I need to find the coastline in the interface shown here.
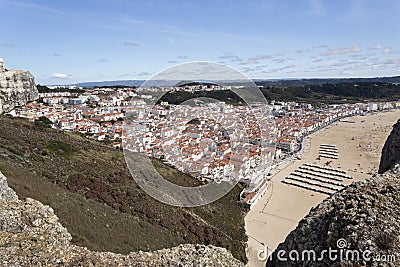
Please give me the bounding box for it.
[245,109,400,267]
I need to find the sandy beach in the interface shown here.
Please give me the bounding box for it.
[245,110,400,267]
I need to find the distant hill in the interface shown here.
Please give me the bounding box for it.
[72,80,145,88]
[254,76,400,87]
[160,81,400,106]
[64,76,400,88]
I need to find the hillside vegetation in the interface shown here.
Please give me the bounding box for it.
[0,115,248,262]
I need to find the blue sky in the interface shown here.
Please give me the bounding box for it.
[1,0,400,84]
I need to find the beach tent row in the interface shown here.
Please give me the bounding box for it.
[303,163,346,174]
[319,144,339,159]
[282,180,333,195]
[290,172,343,186]
[300,165,352,179]
[319,153,338,159]
[282,163,352,195]
[319,147,337,151]
[294,169,344,182]
[286,176,343,191]
[319,149,338,154]
[320,146,338,151]
[287,169,345,191]
[319,148,338,153]
[299,166,343,179]
[320,144,337,148]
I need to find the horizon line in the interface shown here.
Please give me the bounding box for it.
[41,74,400,86]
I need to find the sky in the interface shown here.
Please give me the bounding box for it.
[0,0,400,85]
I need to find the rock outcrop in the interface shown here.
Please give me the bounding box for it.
[0,58,38,114]
[0,171,243,266]
[379,119,400,174]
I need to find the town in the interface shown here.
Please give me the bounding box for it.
[9,85,400,207]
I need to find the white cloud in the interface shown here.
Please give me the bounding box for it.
[370,44,394,54]
[260,64,296,74]
[313,44,328,49]
[219,53,244,63]
[247,54,272,64]
[321,44,362,56]
[274,52,286,57]
[272,57,286,64]
[135,71,152,77]
[51,73,70,78]
[123,41,139,47]
[227,52,292,67]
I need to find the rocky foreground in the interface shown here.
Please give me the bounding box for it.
[0,171,243,267]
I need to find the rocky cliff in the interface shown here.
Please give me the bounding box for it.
[266,125,400,266]
[0,171,243,266]
[0,58,38,114]
[379,119,400,174]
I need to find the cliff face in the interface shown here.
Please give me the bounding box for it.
[379,119,400,174]
[0,59,38,114]
[0,171,243,266]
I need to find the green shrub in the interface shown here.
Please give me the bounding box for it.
[35,116,52,129]
[45,140,74,156]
